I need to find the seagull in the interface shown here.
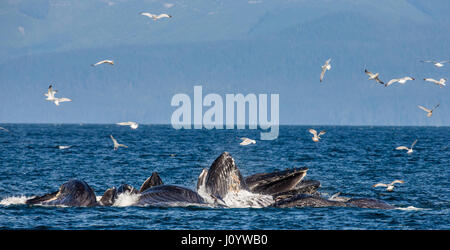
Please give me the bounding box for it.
[309,129,326,142]
[139,12,172,20]
[364,69,384,85]
[45,85,57,100]
[329,192,351,202]
[396,139,418,154]
[372,180,404,192]
[44,85,71,106]
[92,60,114,67]
[110,135,128,150]
[320,58,331,82]
[116,121,139,130]
[418,104,440,117]
[58,145,71,150]
[385,76,415,87]
[424,78,446,88]
[238,137,256,146]
[420,60,450,68]
[0,127,9,132]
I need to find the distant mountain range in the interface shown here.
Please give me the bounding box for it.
[0,0,449,125]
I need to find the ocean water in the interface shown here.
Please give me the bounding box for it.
[0,124,448,230]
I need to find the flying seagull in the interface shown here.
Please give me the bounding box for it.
[385,76,415,87]
[0,127,9,132]
[372,180,404,192]
[418,104,440,117]
[364,69,384,85]
[116,121,139,130]
[396,139,418,154]
[45,85,57,101]
[420,60,450,68]
[238,137,256,146]
[424,78,446,88]
[140,12,172,20]
[44,85,71,106]
[320,58,331,82]
[110,135,128,150]
[92,60,114,67]
[309,129,326,142]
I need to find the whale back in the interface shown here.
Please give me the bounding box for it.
[204,152,248,199]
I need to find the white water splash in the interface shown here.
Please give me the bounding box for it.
[197,181,273,208]
[395,206,429,211]
[0,196,31,206]
[112,193,140,207]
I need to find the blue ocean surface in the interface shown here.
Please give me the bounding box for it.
[0,124,448,230]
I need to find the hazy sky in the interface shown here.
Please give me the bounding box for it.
[0,0,449,125]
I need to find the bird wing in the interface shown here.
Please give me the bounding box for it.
[140,12,153,18]
[396,146,409,151]
[308,129,318,137]
[110,135,118,145]
[375,76,384,85]
[418,105,431,113]
[320,67,326,82]
[117,122,133,126]
[0,127,9,132]
[318,130,326,136]
[157,14,171,19]
[391,180,404,185]
[372,183,388,187]
[57,98,71,103]
[385,79,398,87]
[411,139,418,148]
[424,78,438,84]
[325,58,331,65]
[420,60,435,63]
[364,69,374,77]
[432,103,440,111]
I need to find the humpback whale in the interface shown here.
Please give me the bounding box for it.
[26,179,97,207]
[24,152,395,209]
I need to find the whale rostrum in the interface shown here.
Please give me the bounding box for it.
[25,152,395,209]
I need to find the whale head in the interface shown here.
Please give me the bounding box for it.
[202,152,248,199]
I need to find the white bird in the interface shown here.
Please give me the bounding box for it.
[309,129,326,142]
[320,58,331,82]
[58,145,71,150]
[45,85,57,100]
[424,78,446,87]
[420,60,450,68]
[0,127,9,132]
[44,85,71,106]
[140,12,172,20]
[110,135,128,150]
[418,104,440,117]
[364,69,384,85]
[116,121,139,130]
[329,192,351,202]
[396,139,418,154]
[92,60,114,67]
[385,76,415,87]
[239,137,256,146]
[372,180,404,191]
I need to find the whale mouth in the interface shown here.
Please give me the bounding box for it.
[244,167,309,195]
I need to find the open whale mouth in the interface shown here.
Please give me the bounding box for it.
[244,167,309,195]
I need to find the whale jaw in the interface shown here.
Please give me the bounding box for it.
[244,167,309,195]
[26,179,97,207]
[203,152,248,199]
